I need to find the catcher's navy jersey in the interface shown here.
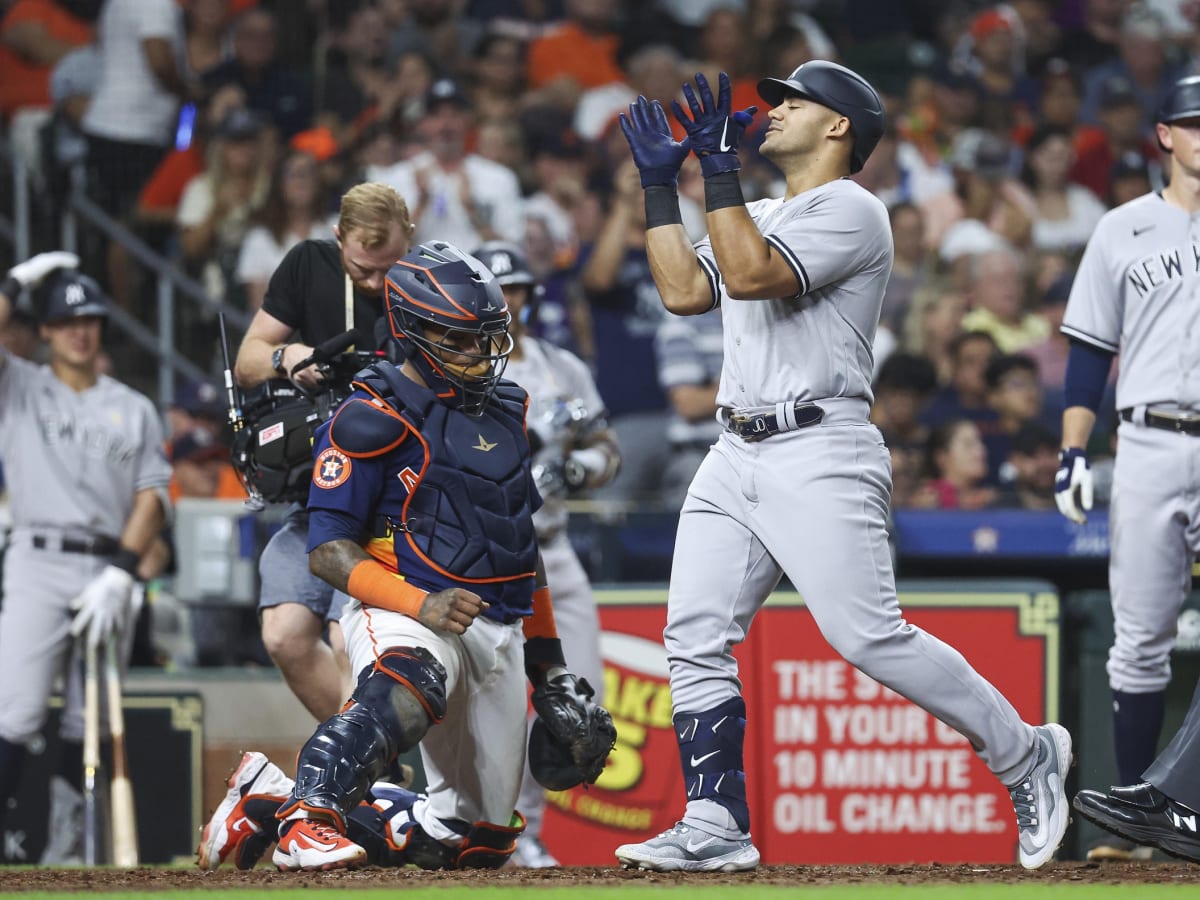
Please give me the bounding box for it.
[306,368,541,620]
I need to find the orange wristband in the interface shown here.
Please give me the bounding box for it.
[347,558,427,617]
[522,585,559,640]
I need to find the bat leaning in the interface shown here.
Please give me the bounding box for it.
[80,633,139,867]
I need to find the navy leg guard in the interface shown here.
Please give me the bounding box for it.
[674,696,750,833]
[279,648,447,830]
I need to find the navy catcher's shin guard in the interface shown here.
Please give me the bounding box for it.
[674,696,750,833]
[278,648,447,830]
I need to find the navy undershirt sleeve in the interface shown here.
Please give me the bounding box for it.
[1063,338,1115,412]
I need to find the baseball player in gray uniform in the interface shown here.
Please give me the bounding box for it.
[1056,74,1200,861]
[0,252,171,862]
[473,241,621,867]
[615,61,1071,871]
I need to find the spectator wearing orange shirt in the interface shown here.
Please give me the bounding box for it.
[526,0,624,111]
[0,0,93,120]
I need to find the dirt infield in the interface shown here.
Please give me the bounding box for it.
[2,862,1197,892]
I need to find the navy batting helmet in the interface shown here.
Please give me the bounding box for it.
[1158,75,1200,124]
[385,241,513,415]
[757,60,885,173]
[38,271,109,324]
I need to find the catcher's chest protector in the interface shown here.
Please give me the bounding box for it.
[350,366,539,613]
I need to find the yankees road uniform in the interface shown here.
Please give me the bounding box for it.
[505,337,606,843]
[1060,193,1200,767]
[0,349,170,747]
[644,178,1050,852]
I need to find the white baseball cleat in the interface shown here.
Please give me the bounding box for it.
[510,833,559,868]
[197,750,293,870]
[616,821,760,872]
[272,818,367,871]
[1009,723,1073,870]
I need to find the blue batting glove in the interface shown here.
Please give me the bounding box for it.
[618,96,691,188]
[671,71,757,178]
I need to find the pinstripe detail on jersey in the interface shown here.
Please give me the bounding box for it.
[696,254,723,310]
[1061,324,1120,353]
[764,233,810,295]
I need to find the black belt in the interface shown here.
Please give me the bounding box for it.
[727,401,824,442]
[1119,407,1200,436]
[31,533,121,555]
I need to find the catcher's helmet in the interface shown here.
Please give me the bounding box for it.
[385,241,513,416]
[38,271,109,324]
[471,241,545,325]
[757,60,885,173]
[1158,75,1200,124]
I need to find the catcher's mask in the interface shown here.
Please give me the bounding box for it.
[385,241,513,416]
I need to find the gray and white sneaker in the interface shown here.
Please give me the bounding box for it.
[510,834,559,868]
[1009,723,1073,869]
[616,821,759,872]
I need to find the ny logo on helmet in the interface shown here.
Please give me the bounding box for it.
[65,283,86,306]
[489,252,515,276]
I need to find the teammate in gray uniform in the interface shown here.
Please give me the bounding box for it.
[473,241,621,867]
[0,252,171,862]
[615,61,1072,872]
[1055,74,1200,862]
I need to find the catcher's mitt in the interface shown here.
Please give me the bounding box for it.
[529,673,616,790]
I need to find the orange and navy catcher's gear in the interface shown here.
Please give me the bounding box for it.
[306,360,541,622]
[384,242,514,417]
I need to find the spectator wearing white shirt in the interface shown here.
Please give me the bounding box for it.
[82,0,190,218]
[1014,124,1107,255]
[236,150,333,311]
[373,78,523,249]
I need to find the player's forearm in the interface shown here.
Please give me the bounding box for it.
[119,489,167,558]
[309,539,371,592]
[1061,406,1097,450]
[234,335,280,386]
[705,206,776,299]
[645,225,713,314]
[0,285,12,330]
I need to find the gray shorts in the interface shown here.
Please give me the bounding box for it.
[258,506,346,623]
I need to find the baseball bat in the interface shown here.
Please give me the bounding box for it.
[82,638,100,866]
[105,634,139,867]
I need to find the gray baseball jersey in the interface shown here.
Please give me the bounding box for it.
[663,177,1039,844]
[1062,193,1200,410]
[693,179,891,409]
[1060,192,1200,697]
[0,353,170,534]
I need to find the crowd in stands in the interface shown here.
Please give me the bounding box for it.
[3,0,1196,518]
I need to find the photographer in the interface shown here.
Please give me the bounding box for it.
[233,182,414,721]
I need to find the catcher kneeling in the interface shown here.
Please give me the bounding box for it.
[198,242,615,873]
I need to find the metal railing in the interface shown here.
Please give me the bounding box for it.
[1,135,253,409]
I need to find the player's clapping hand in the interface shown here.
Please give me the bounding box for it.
[618,95,691,188]
[671,71,757,178]
[419,587,486,635]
